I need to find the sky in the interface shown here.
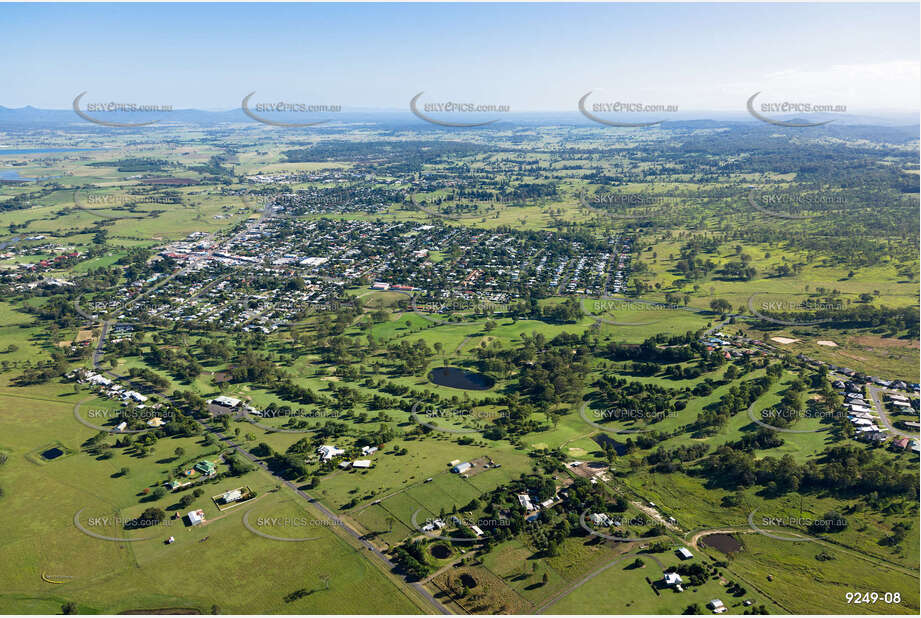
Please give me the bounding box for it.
[2,2,919,113]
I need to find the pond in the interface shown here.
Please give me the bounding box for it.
[699,532,743,554]
[41,447,64,460]
[427,366,494,391]
[430,544,452,559]
[0,148,99,155]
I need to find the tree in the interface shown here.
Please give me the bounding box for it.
[174,447,185,459]
[62,602,78,615]
[710,298,732,314]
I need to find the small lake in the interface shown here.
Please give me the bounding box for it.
[428,366,494,391]
[0,148,98,155]
[0,170,62,182]
[41,447,64,460]
[699,532,743,554]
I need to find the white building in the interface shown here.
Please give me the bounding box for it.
[222,489,243,503]
[317,445,345,461]
[187,509,205,525]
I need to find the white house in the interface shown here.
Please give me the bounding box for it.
[677,547,694,560]
[664,572,683,587]
[352,460,372,468]
[115,421,128,432]
[187,509,205,525]
[212,395,242,409]
[517,494,534,511]
[317,445,345,461]
[589,513,614,527]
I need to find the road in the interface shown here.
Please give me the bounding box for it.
[687,526,919,578]
[866,384,919,440]
[87,318,449,615]
[535,550,663,613]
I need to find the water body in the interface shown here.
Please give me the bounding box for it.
[41,447,64,460]
[427,366,494,390]
[0,236,20,250]
[699,532,743,554]
[0,170,64,182]
[0,148,98,155]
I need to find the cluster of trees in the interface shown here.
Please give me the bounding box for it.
[506,296,583,323]
[392,540,432,580]
[385,339,433,376]
[699,445,918,499]
[695,372,777,432]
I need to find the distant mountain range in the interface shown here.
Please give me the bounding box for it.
[0,104,916,129]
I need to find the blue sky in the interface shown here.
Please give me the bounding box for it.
[2,2,919,112]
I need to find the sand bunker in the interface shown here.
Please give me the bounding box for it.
[816,340,838,347]
[771,337,800,345]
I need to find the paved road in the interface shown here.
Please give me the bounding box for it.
[867,385,919,440]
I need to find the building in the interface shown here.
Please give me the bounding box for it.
[517,494,534,511]
[352,460,372,468]
[115,421,128,432]
[452,461,472,474]
[370,282,390,290]
[361,446,378,455]
[676,547,694,560]
[187,509,205,526]
[589,513,613,527]
[318,445,345,461]
[195,460,216,476]
[147,417,165,428]
[125,390,148,403]
[663,572,683,587]
[708,599,726,613]
[222,489,243,503]
[421,518,445,532]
